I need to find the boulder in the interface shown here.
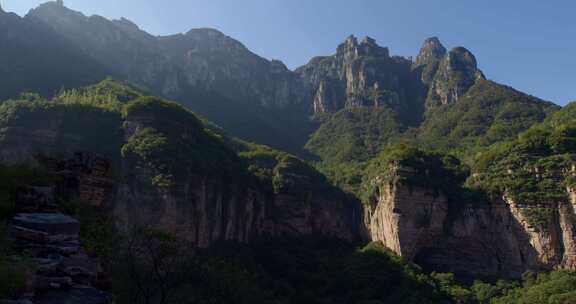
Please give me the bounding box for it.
[12,214,79,236]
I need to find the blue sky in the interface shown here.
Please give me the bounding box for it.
[4,0,575,105]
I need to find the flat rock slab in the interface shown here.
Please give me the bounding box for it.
[13,214,80,236]
[35,287,113,304]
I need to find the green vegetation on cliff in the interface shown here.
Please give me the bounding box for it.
[469,102,576,230]
[306,107,406,164]
[121,96,245,182]
[307,81,557,197]
[418,80,557,160]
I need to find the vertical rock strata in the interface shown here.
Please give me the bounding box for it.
[364,167,576,278]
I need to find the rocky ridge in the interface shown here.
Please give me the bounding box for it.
[27,2,309,111]
[296,35,424,122]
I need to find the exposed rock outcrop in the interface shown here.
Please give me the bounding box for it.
[364,165,576,278]
[426,47,485,107]
[364,181,447,260]
[0,95,361,249]
[414,37,447,86]
[115,104,361,247]
[297,35,423,119]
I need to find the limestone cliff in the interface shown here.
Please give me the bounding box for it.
[296,35,424,122]
[0,94,362,249]
[364,180,447,260]
[414,37,447,87]
[426,47,485,107]
[116,102,361,246]
[363,163,576,278]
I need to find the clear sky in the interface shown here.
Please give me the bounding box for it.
[3,0,575,105]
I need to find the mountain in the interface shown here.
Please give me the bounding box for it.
[0,3,105,100]
[0,79,362,246]
[7,1,556,162]
[0,79,573,303]
[296,35,425,123]
[27,1,312,155]
[0,2,575,302]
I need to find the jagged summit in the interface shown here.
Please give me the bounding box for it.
[415,37,446,66]
[337,34,389,60]
[415,37,447,85]
[448,47,480,69]
[29,0,85,22]
[426,46,485,106]
[113,17,140,32]
[345,34,358,46]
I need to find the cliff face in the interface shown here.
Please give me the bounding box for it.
[563,183,576,268]
[115,105,361,246]
[413,37,447,87]
[0,94,361,249]
[363,167,576,278]
[296,35,424,122]
[426,47,485,107]
[364,182,447,259]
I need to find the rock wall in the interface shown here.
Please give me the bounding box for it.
[426,47,485,107]
[364,181,576,278]
[115,174,360,247]
[296,35,422,117]
[112,109,362,247]
[564,186,576,269]
[364,182,447,259]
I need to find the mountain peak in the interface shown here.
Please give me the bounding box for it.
[447,47,482,75]
[427,46,485,106]
[415,37,446,67]
[337,34,389,60]
[113,17,140,32]
[345,35,358,46]
[185,27,225,37]
[29,0,83,21]
[361,36,377,46]
[414,37,447,85]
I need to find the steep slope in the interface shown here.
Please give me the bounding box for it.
[0,5,105,100]
[296,36,428,193]
[0,80,362,247]
[362,102,576,278]
[425,46,486,107]
[413,37,447,87]
[299,36,556,197]
[417,80,558,158]
[14,2,560,162]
